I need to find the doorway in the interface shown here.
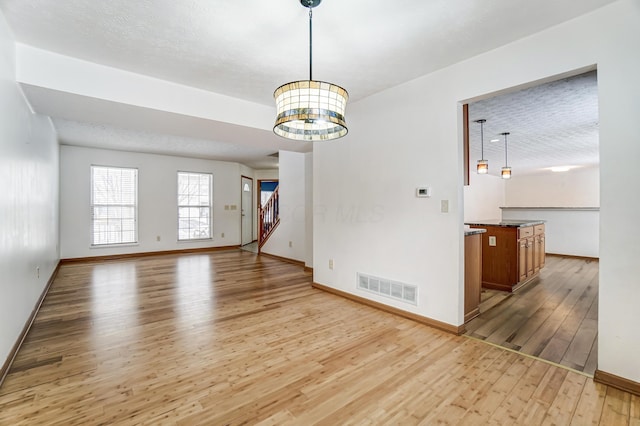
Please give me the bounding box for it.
[461,69,600,375]
[258,180,279,208]
[241,176,254,247]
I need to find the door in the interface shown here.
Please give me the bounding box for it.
[241,176,253,246]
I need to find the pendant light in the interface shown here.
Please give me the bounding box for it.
[475,119,488,174]
[273,0,349,141]
[501,132,512,179]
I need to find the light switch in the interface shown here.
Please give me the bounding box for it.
[440,200,449,213]
[416,187,431,197]
[489,236,497,246]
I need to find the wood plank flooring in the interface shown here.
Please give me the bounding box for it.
[1,250,636,425]
[465,255,599,375]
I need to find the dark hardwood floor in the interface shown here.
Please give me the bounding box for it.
[465,255,599,375]
[1,250,636,425]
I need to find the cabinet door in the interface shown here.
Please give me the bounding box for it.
[464,234,482,322]
[526,237,535,278]
[538,234,546,269]
[518,238,528,282]
[533,235,541,274]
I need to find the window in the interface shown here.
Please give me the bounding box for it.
[91,166,138,246]
[178,172,212,240]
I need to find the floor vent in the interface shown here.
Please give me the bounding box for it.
[357,273,417,305]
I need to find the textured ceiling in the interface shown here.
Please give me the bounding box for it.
[468,71,599,177]
[0,0,613,168]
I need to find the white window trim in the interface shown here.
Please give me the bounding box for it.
[90,165,139,247]
[177,171,213,242]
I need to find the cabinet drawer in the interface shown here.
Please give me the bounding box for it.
[518,226,534,238]
[534,224,545,235]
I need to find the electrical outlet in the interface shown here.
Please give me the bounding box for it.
[221,232,225,238]
[329,259,334,270]
[489,236,497,246]
[289,241,293,248]
[441,200,449,213]
[156,235,161,242]
[36,266,40,279]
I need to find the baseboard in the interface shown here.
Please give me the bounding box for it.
[464,307,480,323]
[304,266,313,273]
[61,245,240,264]
[594,369,640,396]
[482,275,539,293]
[481,281,513,292]
[0,261,61,388]
[259,252,305,267]
[546,253,599,261]
[312,282,464,335]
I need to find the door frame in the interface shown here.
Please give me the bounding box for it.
[241,175,254,246]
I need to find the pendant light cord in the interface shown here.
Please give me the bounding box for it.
[309,7,313,81]
[480,121,484,160]
[504,133,509,167]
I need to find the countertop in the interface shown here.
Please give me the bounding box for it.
[465,220,546,228]
[464,228,487,236]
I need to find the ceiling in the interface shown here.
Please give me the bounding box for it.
[468,70,599,177]
[0,0,613,169]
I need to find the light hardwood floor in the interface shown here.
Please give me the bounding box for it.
[465,255,599,375]
[1,250,637,425]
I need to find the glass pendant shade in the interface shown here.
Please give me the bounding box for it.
[273,80,348,141]
[501,167,512,179]
[477,159,488,174]
[273,0,348,141]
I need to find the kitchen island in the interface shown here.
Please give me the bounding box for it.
[465,220,546,292]
[464,228,486,322]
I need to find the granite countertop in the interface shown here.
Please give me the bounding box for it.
[464,228,487,236]
[465,219,546,228]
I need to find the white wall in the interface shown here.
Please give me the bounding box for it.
[255,169,279,181]
[0,11,59,369]
[505,167,599,207]
[314,0,640,383]
[501,167,600,257]
[304,153,313,268]
[60,145,245,258]
[261,151,308,263]
[464,173,505,222]
[502,208,599,257]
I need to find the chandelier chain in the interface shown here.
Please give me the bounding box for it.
[309,7,313,81]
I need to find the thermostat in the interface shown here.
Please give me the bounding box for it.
[416,187,431,198]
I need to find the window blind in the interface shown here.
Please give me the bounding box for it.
[91,166,138,246]
[177,172,212,240]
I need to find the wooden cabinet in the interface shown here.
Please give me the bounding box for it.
[518,226,536,281]
[469,223,545,292]
[464,233,482,322]
[518,237,530,282]
[534,225,545,271]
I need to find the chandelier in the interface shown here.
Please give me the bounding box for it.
[273,0,349,141]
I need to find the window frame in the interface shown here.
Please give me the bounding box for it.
[90,165,139,247]
[177,171,213,241]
